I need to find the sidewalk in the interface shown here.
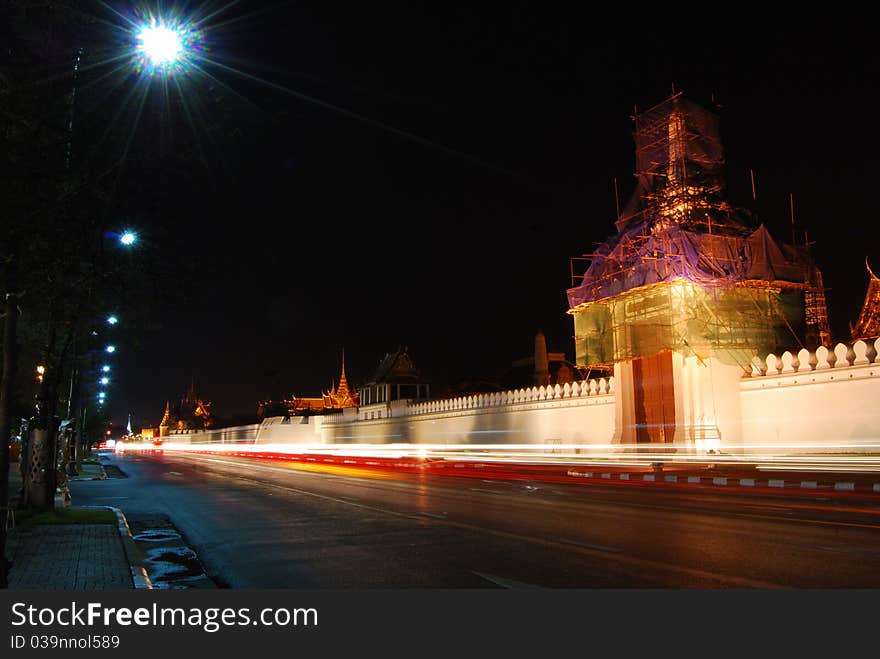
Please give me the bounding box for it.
[4,460,150,590]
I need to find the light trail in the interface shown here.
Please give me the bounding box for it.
[116,439,880,474]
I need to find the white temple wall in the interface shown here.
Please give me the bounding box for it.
[321,379,616,445]
[172,342,880,453]
[254,415,325,443]
[738,341,880,451]
[323,398,616,445]
[165,423,261,444]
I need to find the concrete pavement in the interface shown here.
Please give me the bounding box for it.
[4,459,151,590]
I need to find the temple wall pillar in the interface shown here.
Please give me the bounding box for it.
[612,361,637,444]
[676,354,744,450]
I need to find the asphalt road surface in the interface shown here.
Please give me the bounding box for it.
[71,451,880,588]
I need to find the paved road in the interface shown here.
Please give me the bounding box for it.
[71,451,880,588]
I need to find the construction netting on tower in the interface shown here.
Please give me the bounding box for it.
[571,277,806,370]
[567,93,829,369]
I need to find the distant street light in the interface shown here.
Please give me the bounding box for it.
[105,345,116,354]
[100,377,110,385]
[119,231,137,247]
[101,364,111,373]
[106,315,119,325]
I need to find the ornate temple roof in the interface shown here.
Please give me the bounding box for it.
[322,353,359,408]
[851,259,880,341]
[368,347,421,384]
[158,384,214,430]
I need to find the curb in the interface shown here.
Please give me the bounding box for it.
[88,506,153,589]
[68,464,108,481]
[566,470,880,494]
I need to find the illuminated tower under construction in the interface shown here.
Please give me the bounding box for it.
[567,93,831,445]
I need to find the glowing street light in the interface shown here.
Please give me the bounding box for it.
[105,345,116,354]
[106,315,119,326]
[101,365,111,373]
[119,231,137,247]
[100,377,110,386]
[133,16,200,75]
[137,23,184,68]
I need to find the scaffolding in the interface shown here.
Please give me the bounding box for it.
[568,94,830,369]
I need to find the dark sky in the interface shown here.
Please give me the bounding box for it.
[95,4,879,427]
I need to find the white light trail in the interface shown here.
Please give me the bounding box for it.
[112,439,880,473]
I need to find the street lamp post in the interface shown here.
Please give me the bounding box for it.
[70,233,137,475]
[21,13,191,508]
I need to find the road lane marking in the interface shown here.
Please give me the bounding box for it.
[557,538,622,553]
[472,571,543,589]
[805,545,880,557]
[729,512,880,530]
[739,504,794,513]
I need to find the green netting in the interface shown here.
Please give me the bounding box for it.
[572,279,805,369]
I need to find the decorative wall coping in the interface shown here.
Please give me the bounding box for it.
[167,424,260,437]
[320,377,615,425]
[746,339,879,377]
[405,377,615,417]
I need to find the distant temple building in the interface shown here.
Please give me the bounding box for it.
[357,347,431,420]
[158,381,214,436]
[257,355,360,419]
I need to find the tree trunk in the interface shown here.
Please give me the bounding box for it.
[0,253,20,588]
[26,313,58,510]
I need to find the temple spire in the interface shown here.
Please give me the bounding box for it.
[337,349,351,398]
[321,350,358,409]
[851,258,880,341]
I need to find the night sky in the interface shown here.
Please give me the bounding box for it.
[93,4,879,428]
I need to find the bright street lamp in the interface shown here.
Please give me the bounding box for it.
[105,345,116,354]
[101,365,111,373]
[133,16,200,75]
[137,23,184,68]
[100,377,110,385]
[119,231,137,247]
[106,315,119,325]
